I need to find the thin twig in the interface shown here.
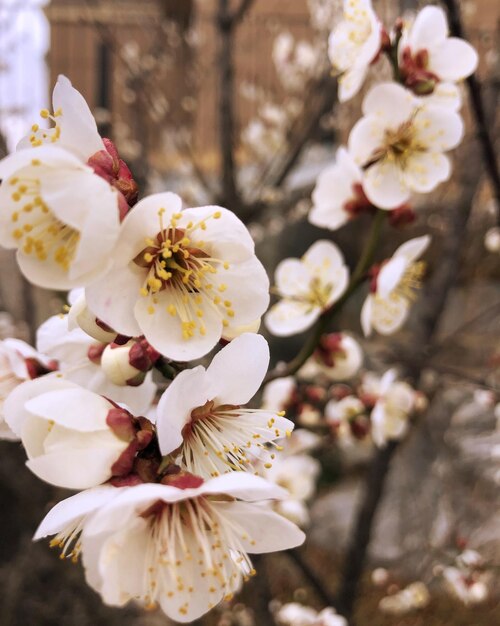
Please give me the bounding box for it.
[230,0,256,25]
[286,549,337,608]
[442,0,500,215]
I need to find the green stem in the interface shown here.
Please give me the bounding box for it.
[264,210,386,383]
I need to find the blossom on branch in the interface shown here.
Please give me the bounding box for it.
[86,192,269,361]
[361,235,430,336]
[156,333,293,478]
[36,473,305,622]
[266,240,349,336]
[348,82,464,209]
[277,602,347,626]
[0,147,121,289]
[328,0,383,102]
[4,377,152,489]
[398,6,478,95]
[310,147,373,231]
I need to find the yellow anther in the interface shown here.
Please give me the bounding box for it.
[223,262,230,270]
[213,211,222,219]
[31,124,39,132]
[139,287,148,296]
[222,319,229,327]
[213,296,221,305]
[200,221,207,230]
[196,309,204,317]
[147,305,155,315]
[218,284,227,292]
[277,410,286,416]
[167,305,176,316]
[224,300,231,307]
[226,310,235,318]
[31,159,41,166]
[12,229,23,240]
[40,109,50,119]
[11,192,21,202]
[11,212,18,222]
[143,252,153,263]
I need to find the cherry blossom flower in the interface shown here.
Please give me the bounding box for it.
[261,376,296,413]
[44,473,305,622]
[0,337,55,439]
[18,74,137,215]
[5,377,152,488]
[86,192,269,361]
[273,32,321,92]
[156,333,293,478]
[328,0,382,102]
[361,235,430,336]
[485,227,500,253]
[309,147,372,231]
[398,6,478,95]
[313,333,363,381]
[67,288,120,344]
[0,146,121,289]
[361,370,416,447]
[36,312,155,414]
[442,567,489,605]
[348,83,464,209]
[326,395,370,443]
[277,602,347,626]
[266,240,349,336]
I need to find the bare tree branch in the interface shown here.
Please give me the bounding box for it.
[230,0,256,25]
[442,0,500,218]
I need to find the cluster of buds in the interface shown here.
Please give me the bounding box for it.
[100,338,160,387]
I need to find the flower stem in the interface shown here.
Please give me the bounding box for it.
[265,210,386,383]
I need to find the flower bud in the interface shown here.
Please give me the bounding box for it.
[314,333,363,381]
[485,227,500,253]
[67,292,119,344]
[101,338,160,387]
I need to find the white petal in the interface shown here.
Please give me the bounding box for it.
[85,264,143,337]
[360,295,374,336]
[26,445,123,489]
[393,235,431,263]
[423,82,462,112]
[201,472,289,502]
[275,258,312,298]
[156,366,211,455]
[0,145,82,181]
[363,160,410,209]
[362,83,417,128]
[134,291,223,361]
[377,257,407,298]
[303,239,345,272]
[212,501,305,552]
[371,295,410,335]
[338,66,368,102]
[52,75,104,161]
[36,314,91,364]
[34,485,120,539]
[25,387,112,431]
[403,152,451,193]
[4,376,78,436]
[429,38,478,82]
[408,6,448,50]
[265,300,320,337]
[348,117,385,166]
[206,333,269,405]
[414,106,464,151]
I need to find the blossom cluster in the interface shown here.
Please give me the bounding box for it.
[0,1,482,623]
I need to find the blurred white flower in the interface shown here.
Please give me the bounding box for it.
[261,376,296,413]
[348,83,463,209]
[361,235,430,336]
[442,567,489,605]
[399,6,478,94]
[273,32,321,92]
[326,395,369,443]
[379,581,430,614]
[310,147,371,231]
[266,240,349,336]
[328,0,382,102]
[277,602,347,626]
[485,227,500,253]
[313,333,363,381]
[86,193,269,361]
[363,370,416,447]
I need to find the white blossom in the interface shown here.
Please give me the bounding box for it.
[0,146,120,289]
[86,192,269,361]
[485,227,500,253]
[273,32,321,92]
[53,474,304,622]
[261,376,296,413]
[328,0,382,102]
[363,370,416,447]
[443,567,489,605]
[156,333,293,478]
[379,581,430,614]
[266,240,349,336]
[310,147,370,231]
[4,377,136,489]
[361,235,430,336]
[348,83,464,209]
[399,6,478,94]
[277,603,347,626]
[313,333,363,381]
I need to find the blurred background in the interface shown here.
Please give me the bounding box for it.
[0,1,499,625]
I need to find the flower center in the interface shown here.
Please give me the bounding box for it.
[8,168,80,270]
[133,208,234,340]
[29,107,62,147]
[180,400,289,477]
[394,261,425,301]
[140,497,256,614]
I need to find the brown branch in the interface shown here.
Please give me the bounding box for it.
[286,549,337,608]
[442,0,500,217]
[230,0,256,25]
